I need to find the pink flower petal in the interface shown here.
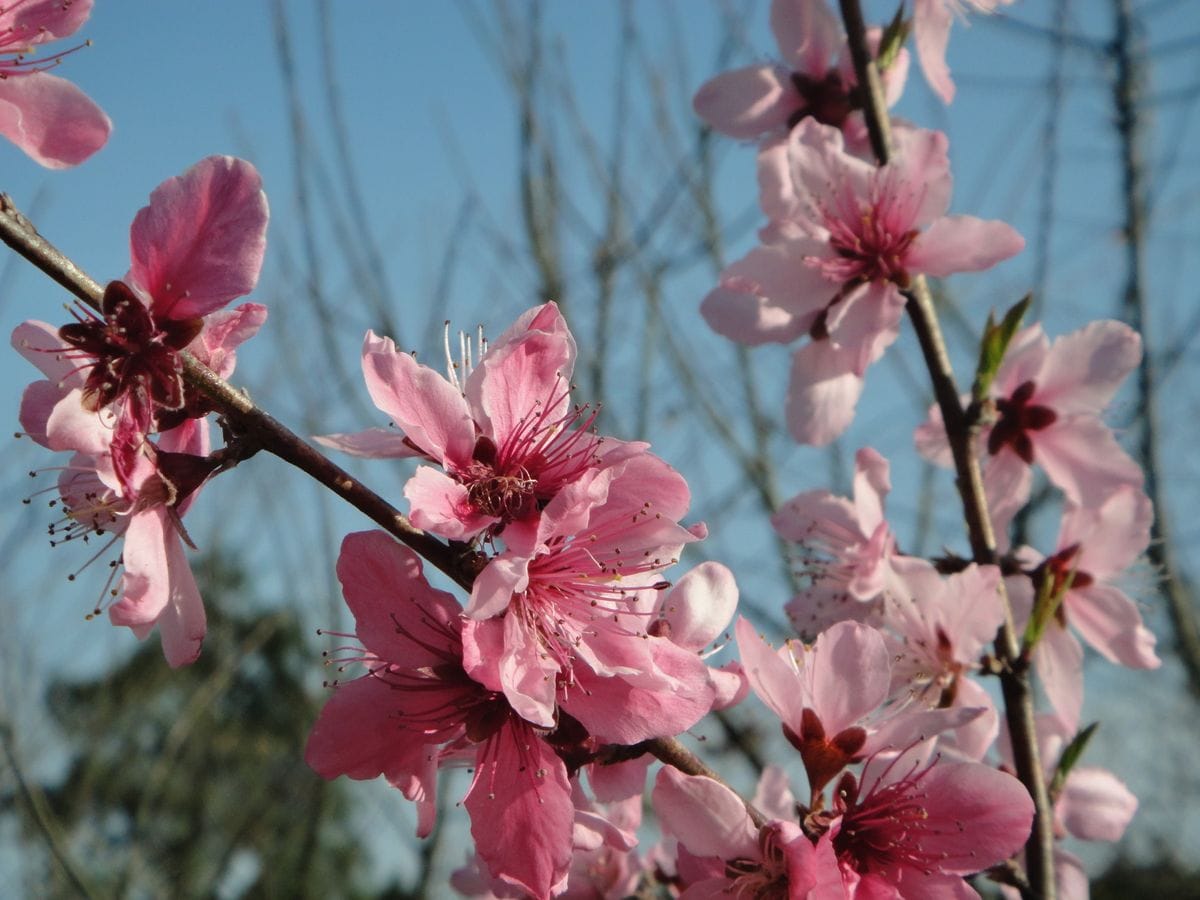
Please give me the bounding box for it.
[335,531,464,665]
[983,449,1033,552]
[18,380,63,447]
[314,427,422,458]
[1066,583,1160,669]
[1036,320,1141,415]
[151,526,206,667]
[808,621,892,734]
[785,339,866,446]
[913,0,957,103]
[404,465,497,541]
[128,156,268,319]
[906,215,1025,276]
[466,720,573,900]
[360,330,475,466]
[1033,625,1084,733]
[44,386,117,455]
[11,320,77,384]
[1035,416,1143,508]
[652,767,758,861]
[0,72,110,168]
[692,64,795,139]
[770,0,842,77]
[912,763,1034,872]
[466,328,573,453]
[823,281,905,375]
[1058,767,1137,843]
[4,0,94,40]
[753,765,797,822]
[304,673,436,786]
[851,447,891,535]
[701,242,832,346]
[1061,485,1152,578]
[771,489,860,545]
[190,302,268,379]
[565,644,714,743]
[735,616,805,727]
[656,562,738,651]
[891,125,953,226]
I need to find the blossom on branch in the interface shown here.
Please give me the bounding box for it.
[916,320,1145,513]
[321,303,642,543]
[461,453,717,738]
[703,120,1023,445]
[306,531,576,899]
[13,155,268,492]
[19,381,216,666]
[692,0,908,150]
[0,0,111,167]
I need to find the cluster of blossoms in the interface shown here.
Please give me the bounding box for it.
[6,0,1157,898]
[14,154,269,665]
[307,303,744,896]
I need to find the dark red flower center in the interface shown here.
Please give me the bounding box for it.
[832,766,942,875]
[790,68,856,129]
[58,280,202,435]
[987,380,1058,464]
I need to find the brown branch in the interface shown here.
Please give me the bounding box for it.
[0,191,763,830]
[646,735,767,828]
[0,194,474,592]
[836,3,1056,897]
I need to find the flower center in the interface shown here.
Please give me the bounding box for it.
[57,281,202,437]
[832,765,941,875]
[987,380,1058,464]
[823,204,919,286]
[790,68,856,129]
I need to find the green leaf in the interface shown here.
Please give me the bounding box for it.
[876,4,910,72]
[1051,722,1100,796]
[1021,562,1074,655]
[972,293,1033,402]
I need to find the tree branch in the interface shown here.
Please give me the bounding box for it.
[836,3,1056,897]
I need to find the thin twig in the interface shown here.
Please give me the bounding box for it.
[836,2,1056,896]
[0,720,99,899]
[1111,0,1200,700]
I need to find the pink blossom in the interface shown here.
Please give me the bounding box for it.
[0,0,111,167]
[912,0,1014,104]
[736,617,982,801]
[692,0,908,148]
[884,558,1005,759]
[773,447,897,635]
[320,303,638,542]
[652,766,818,899]
[25,395,216,667]
[703,121,1023,445]
[1010,485,1159,729]
[998,715,1137,900]
[820,752,1034,897]
[916,320,1144,512]
[306,531,575,899]
[460,454,714,738]
[13,156,268,490]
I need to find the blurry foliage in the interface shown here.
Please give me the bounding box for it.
[10,552,396,899]
[1092,857,1200,899]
